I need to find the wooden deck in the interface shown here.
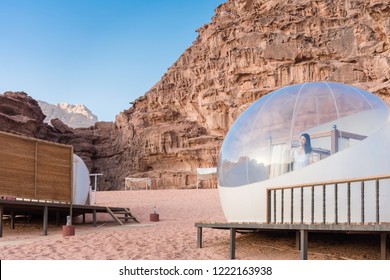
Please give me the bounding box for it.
[199,175,390,260]
[0,198,138,238]
[195,222,390,260]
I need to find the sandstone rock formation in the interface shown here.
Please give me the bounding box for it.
[0,92,57,140]
[105,0,389,190]
[1,0,389,191]
[38,100,98,128]
[0,92,97,169]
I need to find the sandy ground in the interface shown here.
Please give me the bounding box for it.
[0,189,387,260]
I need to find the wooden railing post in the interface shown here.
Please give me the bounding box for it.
[361,181,365,224]
[334,183,338,224]
[331,125,339,154]
[281,189,284,224]
[300,187,304,224]
[266,190,271,224]
[311,186,315,224]
[273,190,276,223]
[347,182,351,224]
[323,184,326,224]
[265,175,390,227]
[291,188,294,223]
[376,179,380,223]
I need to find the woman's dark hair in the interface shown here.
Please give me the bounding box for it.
[301,133,312,154]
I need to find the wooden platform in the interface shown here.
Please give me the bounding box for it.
[0,198,138,237]
[195,222,390,260]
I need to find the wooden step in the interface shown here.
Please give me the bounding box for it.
[105,207,139,225]
[110,211,131,215]
[116,216,137,220]
[105,207,123,225]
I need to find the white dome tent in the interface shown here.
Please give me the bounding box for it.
[72,154,91,205]
[218,81,390,223]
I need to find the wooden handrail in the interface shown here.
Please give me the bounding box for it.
[268,128,366,145]
[269,128,366,157]
[266,174,390,191]
[266,174,390,225]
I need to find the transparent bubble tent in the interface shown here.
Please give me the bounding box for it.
[218,82,390,223]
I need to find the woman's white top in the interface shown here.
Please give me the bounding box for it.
[293,148,310,170]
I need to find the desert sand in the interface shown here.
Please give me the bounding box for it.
[0,189,385,260]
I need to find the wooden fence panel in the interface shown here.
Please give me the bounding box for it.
[0,131,72,202]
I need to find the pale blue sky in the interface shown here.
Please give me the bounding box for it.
[0,0,225,121]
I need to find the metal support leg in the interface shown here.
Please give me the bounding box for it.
[55,212,60,226]
[197,227,203,248]
[296,231,300,250]
[82,213,86,224]
[380,233,388,260]
[300,230,308,260]
[230,228,236,260]
[0,206,3,238]
[93,209,97,227]
[43,206,48,236]
[10,211,15,229]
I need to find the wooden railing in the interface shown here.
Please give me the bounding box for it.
[266,174,390,225]
[269,126,367,155]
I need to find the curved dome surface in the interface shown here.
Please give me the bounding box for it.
[73,154,90,205]
[218,82,390,222]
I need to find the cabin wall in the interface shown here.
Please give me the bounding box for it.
[0,131,73,203]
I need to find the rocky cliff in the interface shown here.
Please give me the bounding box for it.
[1,0,389,190]
[103,0,389,190]
[0,92,57,140]
[38,100,98,128]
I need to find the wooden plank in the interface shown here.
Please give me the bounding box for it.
[0,171,36,197]
[195,221,389,260]
[105,207,123,225]
[0,131,73,203]
[36,171,72,184]
[0,134,35,149]
[0,131,71,149]
[0,170,35,181]
[267,174,390,191]
[35,193,69,202]
[37,140,72,151]
[339,131,366,141]
[0,159,35,173]
[37,164,72,176]
[310,131,332,139]
[37,143,72,162]
[35,143,72,202]
[194,222,390,232]
[0,153,32,164]
[37,175,71,188]
[0,147,35,160]
[37,154,72,166]
[35,184,71,202]
[0,149,35,161]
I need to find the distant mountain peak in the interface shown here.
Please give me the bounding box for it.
[38,100,98,128]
